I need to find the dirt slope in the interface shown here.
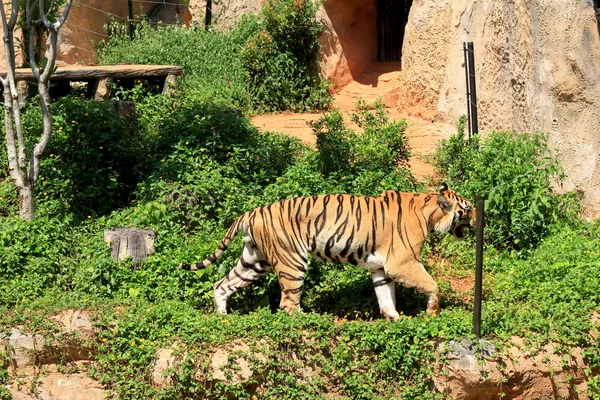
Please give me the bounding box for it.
[250,63,457,182]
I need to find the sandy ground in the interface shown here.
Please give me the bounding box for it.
[250,63,457,183]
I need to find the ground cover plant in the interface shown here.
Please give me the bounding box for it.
[1,3,599,397]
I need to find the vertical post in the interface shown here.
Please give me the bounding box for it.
[205,0,212,31]
[466,42,478,137]
[463,42,471,141]
[128,0,134,41]
[473,196,485,338]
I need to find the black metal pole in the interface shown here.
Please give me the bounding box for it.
[128,0,134,41]
[463,42,471,141]
[473,196,485,338]
[466,42,478,136]
[205,0,212,31]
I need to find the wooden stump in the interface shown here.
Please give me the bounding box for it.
[90,78,111,101]
[162,74,179,97]
[103,227,156,268]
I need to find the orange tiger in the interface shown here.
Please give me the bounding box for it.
[180,183,476,320]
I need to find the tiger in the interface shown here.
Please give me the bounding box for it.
[180,183,476,321]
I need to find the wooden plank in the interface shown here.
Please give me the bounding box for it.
[0,64,183,82]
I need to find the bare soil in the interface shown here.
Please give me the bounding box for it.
[250,63,457,183]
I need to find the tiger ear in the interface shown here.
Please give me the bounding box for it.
[437,194,452,211]
[439,183,449,193]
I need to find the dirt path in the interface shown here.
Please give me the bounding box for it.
[250,63,457,182]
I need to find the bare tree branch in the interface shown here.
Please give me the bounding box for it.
[27,18,40,80]
[2,0,73,219]
[1,0,25,187]
[54,0,72,29]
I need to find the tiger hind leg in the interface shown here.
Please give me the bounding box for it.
[371,269,400,321]
[213,239,271,314]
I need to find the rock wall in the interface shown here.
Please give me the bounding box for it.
[397,0,600,214]
[317,0,377,91]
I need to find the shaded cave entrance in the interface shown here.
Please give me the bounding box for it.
[377,0,413,62]
[146,0,191,26]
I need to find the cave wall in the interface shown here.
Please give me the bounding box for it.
[396,0,600,214]
[317,0,377,90]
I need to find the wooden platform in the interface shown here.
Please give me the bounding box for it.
[0,64,183,100]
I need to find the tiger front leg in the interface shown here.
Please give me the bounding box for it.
[371,269,400,321]
[385,260,441,317]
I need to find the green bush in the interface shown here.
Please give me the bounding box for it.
[312,100,413,185]
[97,1,331,113]
[97,19,256,108]
[0,216,76,306]
[431,115,479,188]
[433,121,579,249]
[34,97,144,218]
[241,0,331,112]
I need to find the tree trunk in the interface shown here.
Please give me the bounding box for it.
[18,184,35,221]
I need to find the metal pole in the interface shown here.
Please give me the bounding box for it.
[466,42,478,136]
[463,42,472,141]
[128,0,134,41]
[205,0,212,31]
[473,196,485,338]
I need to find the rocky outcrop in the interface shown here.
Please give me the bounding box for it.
[3,309,95,368]
[434,337,591,400]
[2,310,106,400]
[397,0,600,215]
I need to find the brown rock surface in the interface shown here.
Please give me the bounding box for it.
[434,337,591,400]
[8,363,107,400]
[396,0,600,215]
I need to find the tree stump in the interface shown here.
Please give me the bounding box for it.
[162,74,179,97]
[103,227,156,268]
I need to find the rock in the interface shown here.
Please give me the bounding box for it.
[151,345,184,386]
[446,338,496,361]
[434,337,589,400]
[43,309,96,364]
[51,309,94,340]
[8,364,107,400]
[4,328,42,369]
[210,342,256,385]
[151,341,267,387]
[2,310,96,369]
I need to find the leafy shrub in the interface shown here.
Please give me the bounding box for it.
[97,1,331,113]
[312,100,413,183]
[240,0,331,112]
[0,216,76,306]
[431,115,479,188]
[31,97,144,218]
[0,178,18,217]
[433,122,579,249]
[97,19,256,108]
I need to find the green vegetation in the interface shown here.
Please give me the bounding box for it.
[432,117,579,249]
[97,0,330,113]
[1,1,599,398]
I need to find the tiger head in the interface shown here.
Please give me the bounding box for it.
[434,183,476,240]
